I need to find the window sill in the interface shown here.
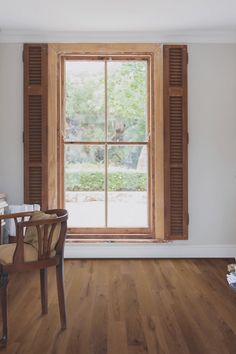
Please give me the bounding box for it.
[65,237,168,244]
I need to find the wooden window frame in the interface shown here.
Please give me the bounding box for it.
[24,43,188,241]
[62,55,152,238]
[47,44,164,240]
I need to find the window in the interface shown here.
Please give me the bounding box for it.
[23,43,188,241]
[62,55,153,237]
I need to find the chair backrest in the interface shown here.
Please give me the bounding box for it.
[14,209,68,264]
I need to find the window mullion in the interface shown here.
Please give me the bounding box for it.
[105,59,108,227]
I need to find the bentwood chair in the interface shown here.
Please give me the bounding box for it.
[0,209,68,346]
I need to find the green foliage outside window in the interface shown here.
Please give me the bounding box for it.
[65,171,147,192]
[65,61,148,192]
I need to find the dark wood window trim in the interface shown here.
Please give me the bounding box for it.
[163,45,188,240]
[24,43,188,241]
[23,44,48,210]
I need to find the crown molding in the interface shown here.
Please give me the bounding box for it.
[1,30,236,43]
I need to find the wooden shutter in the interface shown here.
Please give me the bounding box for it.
[24,44,48,210]
[163,45,188,240]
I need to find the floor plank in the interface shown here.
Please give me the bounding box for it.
[0,259,236,354]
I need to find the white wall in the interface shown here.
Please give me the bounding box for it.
[0,43,236,256]
[0,43,23,204]
[188,44,236,245]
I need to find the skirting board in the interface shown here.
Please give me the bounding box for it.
[64,243,236,259]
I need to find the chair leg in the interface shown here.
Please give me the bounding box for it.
[40,268,48,315]
[56,262,66,329]
[0,272,8,346]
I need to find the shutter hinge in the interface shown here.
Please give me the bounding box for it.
[187,132,189,144]
[22,131,24,143]
[187,213,189,225]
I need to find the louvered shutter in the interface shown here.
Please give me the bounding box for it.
[24,44,48,210]
[163,45,188,240]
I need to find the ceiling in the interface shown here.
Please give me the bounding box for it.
[1,0,236,32]
[1,0,236,42]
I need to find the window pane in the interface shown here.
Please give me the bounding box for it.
[65,61,105,141]
[65,145,105,227]
[107,61,147,142]
[107,145,148,227]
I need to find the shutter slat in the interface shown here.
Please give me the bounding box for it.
[164,45,188,240]
[28,95,42,163]
[24,44,48,210]
[28,167,42,204]
[28,47,42,85]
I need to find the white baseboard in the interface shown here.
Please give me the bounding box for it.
[64,243,236,259]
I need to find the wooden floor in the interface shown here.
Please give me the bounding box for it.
[1,259,236,354]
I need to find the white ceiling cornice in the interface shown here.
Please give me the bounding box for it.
[1,30,236,44]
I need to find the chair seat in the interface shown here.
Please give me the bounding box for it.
[0,243,38,265]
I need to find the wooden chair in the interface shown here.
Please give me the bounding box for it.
[0,208,68,346]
